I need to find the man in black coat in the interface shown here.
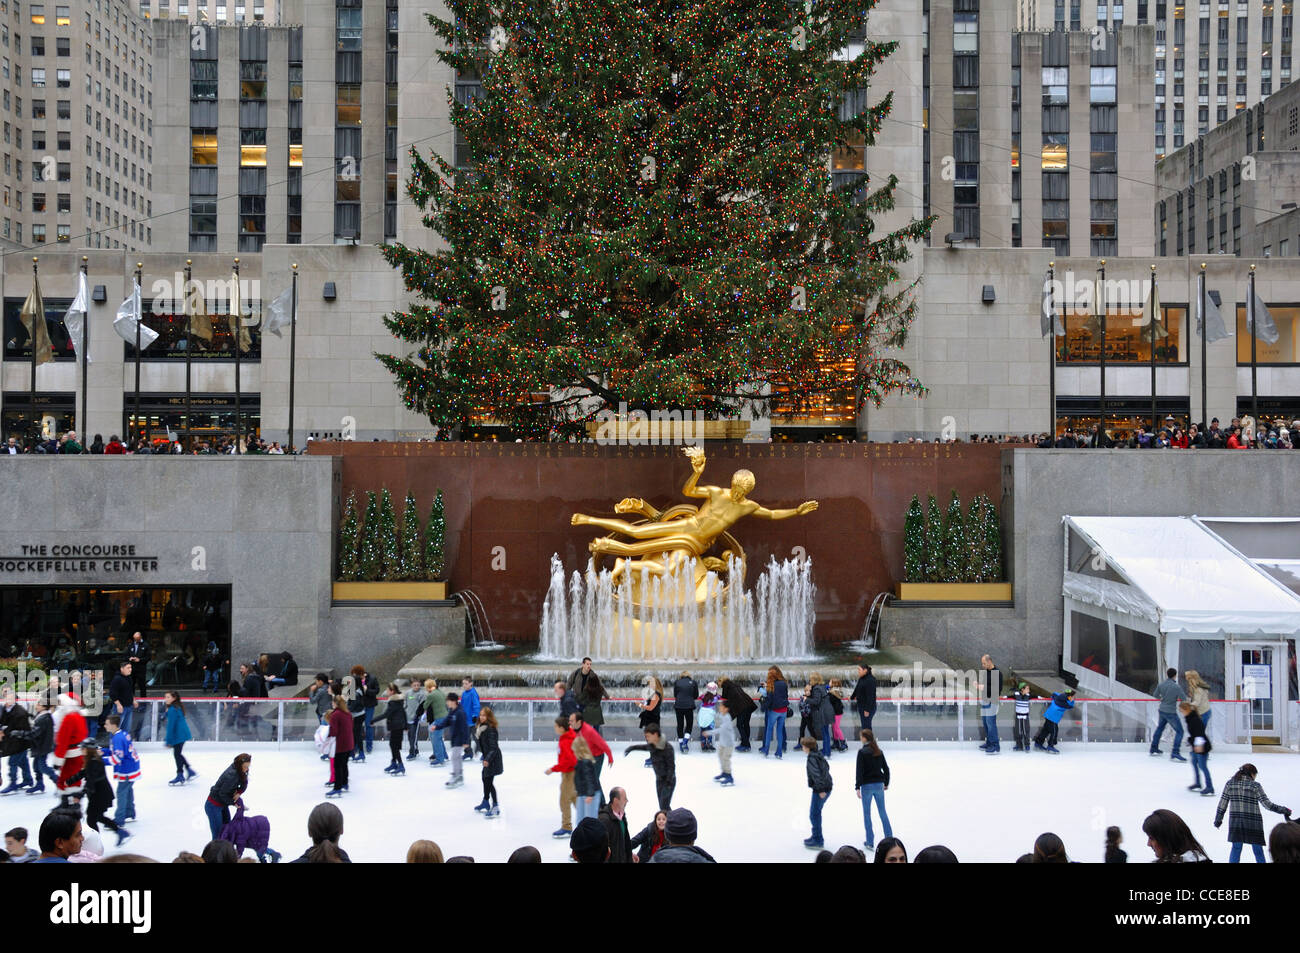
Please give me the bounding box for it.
[126,632,150,698]
[850,662,878,735]
[598,786,634,864]
[106,662,135,736]
[0,691,33,792]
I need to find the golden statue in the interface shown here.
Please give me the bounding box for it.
[571,446,818,597]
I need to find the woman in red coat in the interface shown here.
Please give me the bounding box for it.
[327,695,354,798]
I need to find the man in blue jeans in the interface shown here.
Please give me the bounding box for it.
[1150,667,1187,760]
[977,654,1001,753]
[803,738,833,849]
[107,662,135,737]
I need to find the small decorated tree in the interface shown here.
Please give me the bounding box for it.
[903,494,925,583]
[357,490,382,581]
[982,497,1003,582]
[964,494,986,582]
[399,491,425,580]
[337,492,360,581]
[941,490,965,583]
[425,488,446,580]
[923,494,943,582]
[378,489,402,580]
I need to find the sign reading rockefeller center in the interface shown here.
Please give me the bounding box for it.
[0,543,160,574]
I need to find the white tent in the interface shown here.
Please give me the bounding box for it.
[1062,516,1300,747]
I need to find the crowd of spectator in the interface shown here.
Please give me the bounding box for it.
[3,431,294,455]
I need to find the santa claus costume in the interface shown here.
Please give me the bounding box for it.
[52,693,90,801]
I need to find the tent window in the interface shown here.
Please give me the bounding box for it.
[1177,639,1225,701]
[1070,611,1110,675]
[1067,528,1126,581]
[1115,625,1158,694]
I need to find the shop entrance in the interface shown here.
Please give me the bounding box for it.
[0,585,232,691]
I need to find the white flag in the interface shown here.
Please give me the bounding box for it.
[1040,271,1063,337]
[63,271,91,363]
[1141,279,1167,340]
[1195,279,1230,343]
[262,285,295,338]
[113,278,159,350]
[1247,293,1280,345]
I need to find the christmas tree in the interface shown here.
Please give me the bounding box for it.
[378,0,933,436]
[378,489,402,580]
[425,489,446,580]
[964,494,985,582]
[357,491,382,582]
[400,491,425,580]
[941,490,965,584]
[923,494,943,582]
[902,494,924,583]
[337,492,360,581]
[982,497,1003,583]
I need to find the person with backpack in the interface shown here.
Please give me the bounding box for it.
[803,736,833,850]
[381,684,408,776]
[672,671,699,753]
[1033,689,1075,753]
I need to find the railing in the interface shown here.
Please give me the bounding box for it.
[73,696,1299,749]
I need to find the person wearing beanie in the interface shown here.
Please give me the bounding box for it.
[647,808,716,863]
[1033,688,1075,753]
[569,817,610,863]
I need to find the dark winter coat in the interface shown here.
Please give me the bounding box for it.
[242,671,268,698]
[164,706,193,746]
[1184,710,1211,754]
[647,844,717,864]
[808,683,833,730]
[218,804,271,857]
[806,749,833,793]
[719,680,756,720]
[208,764,249,807]
[1214,776,1290,845]
[22,710,54,757]
[573,757,599,798]
[107,673,134,711]
[72,756,113,815]
[272,658,299,686]
[558,690,582,720]
[433,705,470,747]
[765,679,789,714]
[599,804,633,864]
[850,674,878,714]
[673,676,699,711]
[828,692,844,717]
[630,819,667,862]
[358,674,379,709]
[855,749,890,788]
[581,687,605,729]
[477,726,503,777]
[625,737,675,786]
[382,698,408,734]
[0,702,31,756]
[202,648,224,673]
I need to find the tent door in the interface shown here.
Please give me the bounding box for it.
[1234,643,1285,745]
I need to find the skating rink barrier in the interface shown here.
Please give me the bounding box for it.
[89,696,1296,750]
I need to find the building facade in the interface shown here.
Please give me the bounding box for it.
[1,0,154,252]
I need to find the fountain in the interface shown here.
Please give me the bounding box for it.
[536,445,820,662]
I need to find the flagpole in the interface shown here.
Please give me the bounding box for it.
[134,263,143,450]
[1048,262,1057,439]
[29,257,38,444]
[1098,259,1107,432]
[79,256,88,437]
[288,262,298,453]
[1149,264,1158,436]
[1199,263,1207,428]
[233,257,242,455]
[185,260,193,453]
[1249,262,1258,425]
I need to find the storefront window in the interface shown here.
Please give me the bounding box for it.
[2,296,75,359]
[125,301,261,360]
[1,392,74,443]
[124,394,261,450]
[1235,305,1299,363]
[0,585,231,690]
[1057,305,1187,363]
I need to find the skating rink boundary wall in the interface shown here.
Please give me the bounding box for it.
[59,696,1299,750]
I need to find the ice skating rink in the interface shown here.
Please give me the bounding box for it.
[5,742,1298,863]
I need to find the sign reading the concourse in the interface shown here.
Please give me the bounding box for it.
[0,543,160,574]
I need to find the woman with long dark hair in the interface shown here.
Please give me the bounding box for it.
[760,665,790,758]
[1142,809,1210,863]
[327,694,354,798]
[582,672,607,736]
[873,837,907,863]
[855,728,892,850]
[1214,763,1292,863]
[630,809,668,863]
[163,691,196,785]
[205,752,251,841]
[475,706,503,817]
[1031,832,1069,863]
[290,802,351,863]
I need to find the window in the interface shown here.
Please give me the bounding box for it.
[30,4,45,24]
[32,191,45,211]
[1070,611,1110,676]
[56,191,67,212]
[30,66,44,85]
[56,130,67,150]
[32,99,45,118]
[1236,305,1300,363]
[31,35,43,55]
[55,67,67,86]
[55,223,67,241]
[1115,625,1158,694]
[336,83,360,125]
[32,223,46,243]
[191,129,217,165]
[239,60,266,100]
[56,99,68,118]
[55,35,65,55]
[190,60,216,99]
[288,64,302,100]
[56,161,68,181]
[336,8,361,51]
[54,5,67,26]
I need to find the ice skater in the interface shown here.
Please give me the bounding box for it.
[431,692,470,788]
[573,736,600,825]
[72,742,130,847]
[381,683,408,776]
[1149,668,1187,761]
[828,679,847,752]
[624,722,676,811]
[0,688,33,794]
[21,700,57,794]
[803,737,833,850]
[673,671,699,753]
[545,714,578,838]
[1033,688,1074,753]
[104,714,140,827]
[1214,764,1292,863]
[698,682,718,752]
[713,698,736,786]
[855,729,892,851]
[1179,701,1213,796]
[475,706,502,817]
[163,691,197,786]
[1011,682,1033,751]
[459,677,481,757]
[404,678,427,759]
[977,654,1000,754]
[326,696,353,797]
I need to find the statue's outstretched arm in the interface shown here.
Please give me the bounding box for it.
[752,500,819,520]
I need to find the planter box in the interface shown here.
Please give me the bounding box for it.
[332,581,447,603]
[895,582,1012,601]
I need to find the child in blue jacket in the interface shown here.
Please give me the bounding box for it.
[1033,689,1075,753]
[433,692,470,788]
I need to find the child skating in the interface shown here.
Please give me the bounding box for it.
[475,707,503,817]
[1011,682,1033,751]
[713,698,736,785]
[1033,689,1075,753]
[381,683,409,776]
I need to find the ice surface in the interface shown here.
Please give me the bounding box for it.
[3,741,1297,863]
